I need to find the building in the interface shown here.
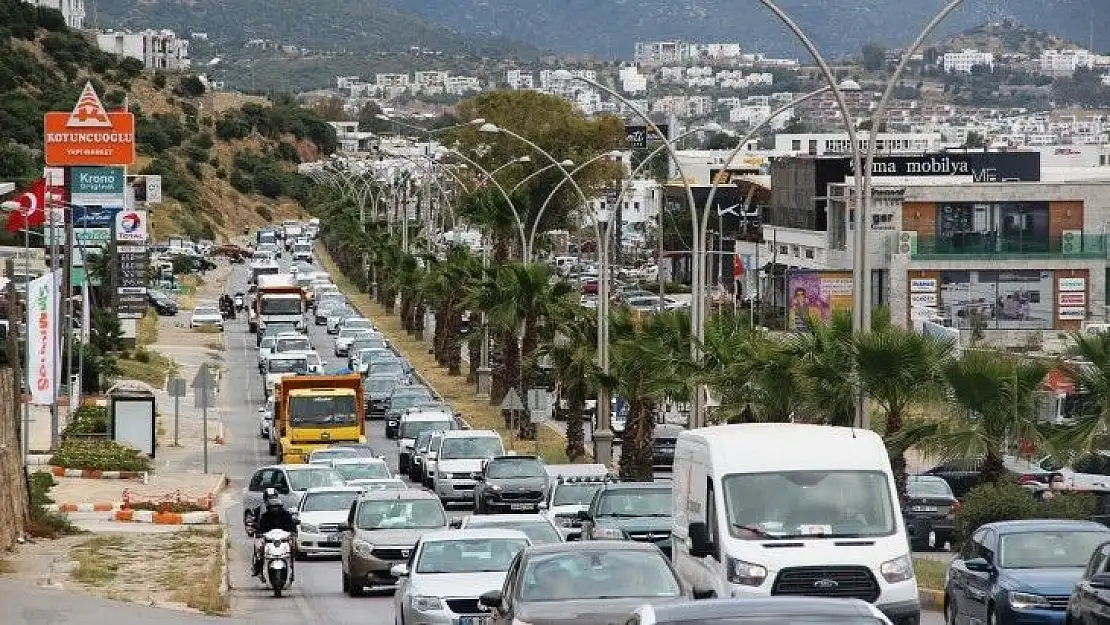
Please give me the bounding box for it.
[327,121,376,154]
[634,41,690,66]
[444,76,480,95]
[942,49,994,73]
[773,132,945,156]
[618,66,647,94]
[25,0,84,29]
[1039,49,1094,76]
[95,29,190,71]
[506,70,534,90]
[413,71,448,95]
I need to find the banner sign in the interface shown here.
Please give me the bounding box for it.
[70,166,125,196]
[114,210,148,242]
[71,204,122,228]
[625,124,669,149]
[43,82,136,166]
[26,271,60,405]
[788,271,853,331]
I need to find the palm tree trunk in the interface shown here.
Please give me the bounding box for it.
[884,407,908,500]
[384,286,396,315]
[399,293,413,331]
[981,450,1007,484]
[446,310,463,376]
[518,317,539,440]
[565,393,587,461]
[467,326,480,383]
[491,331,510,409]
[618,398,655,481]
[413,301,426,341]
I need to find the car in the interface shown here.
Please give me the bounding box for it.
[386,386,436,438]
[148,290,179,315]
[256,321,300,347]
[333,457,392,484]
[189,305,224,330]
[334,326,378,357]
[630,597,893,625]
[338,316,376,334]
[339,488,450,596]
[301,351,323,374]
[410,430,439,482]
[350,345,391,372]
[542,469,611,540]
[256,337,277,372]
[459,514,564,545]
[421,431,448,487]
[291,241,314,263]
[242,464,345,530]
[477,541,695,625]
[393,529,532,625]
[945,519,1110,625]
[367,354,411,377]
[326,308,356,334]
[295,486,364,559]
[398,410,461,474]
[904,475,959,552]
[1068,539,1110,624]
[272,333,313,357]
[472,454,549,514]
[307,447,365,466]
[262,354,309,399]
[260,333,305,373]
[651,424,683,471]
[579,482,673,557]
[314,299,344,325]
[347,478,408,491]
[363,374,406,419]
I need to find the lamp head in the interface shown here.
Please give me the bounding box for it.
[838,79,861,92]
[517,155,532,163]
[376,113,392,121]
[468,118,486,125]
[0,201,20,211]
[478,123,500,134]
[560,159,575,167]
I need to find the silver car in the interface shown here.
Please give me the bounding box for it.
[242,464,345,530]
[295,486,364,558]
[393,529,532,625]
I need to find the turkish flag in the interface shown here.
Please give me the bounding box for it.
[732,254,745,278]
[5,178,46,233]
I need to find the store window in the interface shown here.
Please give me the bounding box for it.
[938,270,1052,330]
[934,202,1050,254]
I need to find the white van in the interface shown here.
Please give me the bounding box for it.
[671,423,919,625]
[432,429,505,504]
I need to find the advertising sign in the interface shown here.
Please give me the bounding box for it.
[114,210,148,242]
[26,271,60,405]
[70,166,125,196]
[72,204,122,228]
[127,175,162,206]
[625,124,669,149]
[70,228,112,267]
[1059,307,1086,320]
[1058,277,1086,291]
[910,278,937,293]
[44,82,135,167]
[788,271,853,330]
[846,151,1041,182]
[1059,292,1086,306]
[910,292,939,307]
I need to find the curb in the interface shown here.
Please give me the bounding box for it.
[113,509,221,524]
[49,466,147,480]
[46,502,120,513]
[919,588,944,611]
[218,526,230,607]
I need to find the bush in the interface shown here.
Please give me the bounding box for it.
[25,471,78,538]
[49,439,153,472]
[126,500,209,513]
[173,75,206,98]
[152,72,168,89]
[63,405,110,437]
[215,116,250,140]
[955,480,1097,543]
[256,205,273,220]
[229,169,252,194]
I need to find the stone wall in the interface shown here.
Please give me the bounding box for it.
[0,366,28,549]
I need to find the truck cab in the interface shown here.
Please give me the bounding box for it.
[273,374,366,464]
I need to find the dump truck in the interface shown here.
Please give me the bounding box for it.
[270,374,365,463]
[250,273,304,333]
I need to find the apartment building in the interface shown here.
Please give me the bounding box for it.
[444,76,480,95]
[506,69,534,90]
[25,0,84,29]
[619,66,647,93]
[942,49,994,73]
[413,71,448,95]
[773,132,944,156]
[1038,49,1094,76]
[95,29,190,71]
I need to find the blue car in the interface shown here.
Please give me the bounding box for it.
[944,519,1110,624]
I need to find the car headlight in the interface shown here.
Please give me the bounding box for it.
[553,516,574,527]
[412,595,444,611]
[487,483,503,492]
[353,539,374,558]
[1009,591,1052,610]
[879,554,914,584]
[726,556,767,586]
[592,526,625,539]
[299,522,318,534]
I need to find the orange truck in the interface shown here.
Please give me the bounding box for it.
[270,374,365,464]
[251,273,305,333]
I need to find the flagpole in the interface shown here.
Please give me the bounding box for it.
[22,226,30,462]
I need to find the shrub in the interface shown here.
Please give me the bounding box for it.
[49,439,153,472]
[126,500,209,513]
[256,205,273,220]
[26,471,78,538]
[63,405,110,437]
[954,480,1096,543]
[193,132,214,150]
[215,116,250,140]
[173,75,206,98]
[152,72,168,89]
[229,169,252,194]
[254,167,285,199]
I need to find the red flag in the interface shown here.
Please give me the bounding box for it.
[5,178,46,233]
[732,254,745,278]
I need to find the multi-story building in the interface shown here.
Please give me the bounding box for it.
[444,76,480,95]
[413,71,448,95]
[375,74,410,88]
[773,132,944,156]
[95,29,190,71]
[634,41,690,66]
[1039,49,1094,76]
[25,0,84,29]
[327,121,376,154]
[942,49,994,73]
[506,70,534,90]
[619,66,647,93]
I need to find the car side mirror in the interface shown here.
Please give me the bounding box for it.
[449,517,463,529]
[964,557,993,573]
[390,563,409,577]
[692,584,717,600]
[337,522,350,532]
[473,473,484,481]
[576,510,591,521]
[688,521,715,558]
[1090,573,1110,589]
[479,589,504,609]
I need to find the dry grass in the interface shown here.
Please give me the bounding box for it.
[71,535,127,586]
[317,248,571,463]
[178,274,204,309]
[161,530,228,614]
[914,557,948,591]
[116,349,179,389]
[138,310,159,346]
[0,557,13,576]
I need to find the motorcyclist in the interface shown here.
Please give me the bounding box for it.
[219,294,235,319]
[251,488,298,578]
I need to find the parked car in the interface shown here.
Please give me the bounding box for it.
[904,475,958,552]
[189,304,224,330]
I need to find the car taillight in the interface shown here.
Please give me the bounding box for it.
[947,500,961,518]
[1017,474,1039,485]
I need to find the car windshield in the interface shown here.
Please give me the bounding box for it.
[195,307,219,316]
[268,358,307,374]
[654,619,886,625]
[595,489,672,517]
[301,491,360,512]
[487,458,545,478]
[520,549,680,601]
[722,470,896,540]
[355,499,445,530]
[351,480,407,491]
[276,337,312,352]
[371,364,405,378]
[352,343,388,357]
[414,431,435,451]
[344,319,373,331]
[335,462,391,480]
[294,244,311,252]
[260,338,276,349]
[466,519,561,545]
[1000,530,1110,569]
[260,298,302,315]
[311,449,360,462]
[440,437,504,461]
[364,377,399,393]
[908,478,953,498]
[290,396,359,427]
[392,390,433,410]
[416,538,529,574]
[553,483,605,506]
[286,468,344,491]
[264,324,297,337]
[400,420,455,439]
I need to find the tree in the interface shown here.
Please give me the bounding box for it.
[862,42,887,72]
[536,307,598,461]
[424,246,481,376]
[963,130,989,149]
[1053,332,1110,455]
[173,75,206,98]
[312,96,349,122]
[790,311,857,427]
[357,101,392,133]
[0,142,37,187]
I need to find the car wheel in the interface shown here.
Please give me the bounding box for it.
[268,441,276,456]
[341,571,350,593]
[944,597,956,625]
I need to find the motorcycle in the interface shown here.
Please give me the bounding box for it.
[261,528,294,597]
[234,293,246,312]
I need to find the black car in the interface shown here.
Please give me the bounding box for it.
[922,458,1056,498]
[362,374,404,419]
[147,289,179,316]
[903,475,958,551]
[1068,539,1110,623]
[651,425,683,472]
[474,455,550,514]
[384,386,435,438]
[579,482,673,557]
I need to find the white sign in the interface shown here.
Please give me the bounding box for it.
[26,271,61,405]
[1059,307,1086,320]
[70,228,112,266]
[909,292,939,307]
[114,209,148,242]
[910,278,937,293]
[1058,277,1086,292]
[1059,292,1087,306]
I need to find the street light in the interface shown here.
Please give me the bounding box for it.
[526,150,624,262]
[509,159,576,196]
[376,114,486,137]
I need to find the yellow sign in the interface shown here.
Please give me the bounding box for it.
[787,271,854,331]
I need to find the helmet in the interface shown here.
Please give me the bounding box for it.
[263,487,283,509]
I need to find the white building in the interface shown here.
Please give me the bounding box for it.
[773,132,945,156]
[376,74,409,88]
[634,41,689,66]
[95,29,190,71]
[327,121,376,154]
[25,0,84,29]
[413,71,448,95]
[444,76,480,95]
[942,49,994,73]
[1039,49,1094,76]
[618,66,647,94]
[506,70,534,90]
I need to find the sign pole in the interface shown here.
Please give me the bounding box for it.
[173,393,180,447]
[202,393,208,474]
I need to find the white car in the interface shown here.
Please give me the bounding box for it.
[300,351,323,374]
[260,332,307,372]
[306,447,365,466]
[292,242,314,263]
[272,334,313,357]
[332,457,392,484]
[257,336,277,372]
[189,305,224,330]
[263,354,308,398]
[258,403,273,438]
[334,325,375,357]
[296,486,364,558]
[392,529,532,625]
[326,308,355,334]
[458,513,565,546]
[346,478,408,491]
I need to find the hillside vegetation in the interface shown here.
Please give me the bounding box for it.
[0,0,336,242]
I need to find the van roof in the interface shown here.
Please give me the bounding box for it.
[679,423,889,472]
[400,411,455,422]
[443,429,499,439]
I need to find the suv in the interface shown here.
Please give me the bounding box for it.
[420,431,448,488]
[385,386,435,438]
[397,409,458,474]
[543,471,612,540]
[578,482,674,557]
[339,488,448,596]
[363,374,405,419]
[242,464,345,530]
[473,455,549,514]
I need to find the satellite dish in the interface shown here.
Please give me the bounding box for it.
[208,57,222,66]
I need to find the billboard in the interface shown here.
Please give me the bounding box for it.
[114,209,148,242]
[788,271,853,330]
[26,271,61,405]
[70,166,125,196]
[625,124,670,149]
[43,83,136,167]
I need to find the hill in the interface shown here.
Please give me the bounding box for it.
[382,0,1108,58]
[0,0,332,243]
[87,0,540,59]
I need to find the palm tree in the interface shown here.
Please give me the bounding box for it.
[424,246,481,376]
[535,307,598,461]
[1047,332,1110,456]
[700,322,798,423]
[790,310,856,426]
[855,325,954,497]
[895,350,1049,484]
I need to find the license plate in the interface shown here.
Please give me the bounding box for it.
[270,560,286,569]
[912,505,939,512]
[509,503,534,511]
[324,534,337,543]
[460,617,491,625]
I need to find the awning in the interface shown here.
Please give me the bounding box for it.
[1044,370,1076,395]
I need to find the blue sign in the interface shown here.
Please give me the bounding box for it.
[72,204,122,228]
